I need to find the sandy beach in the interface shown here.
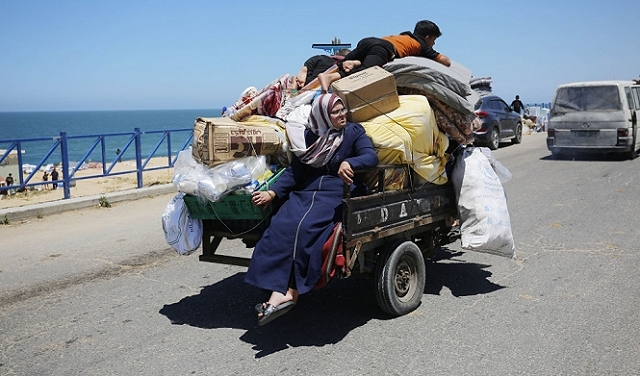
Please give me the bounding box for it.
[0,157,175,210]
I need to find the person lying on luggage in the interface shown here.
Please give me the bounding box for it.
[293,49,350,89]
[245,93,378,326]
[318,20,451,93]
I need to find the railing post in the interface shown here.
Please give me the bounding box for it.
[16,141,24,186]
[166,131,172,166]
[100,135,107,174]
[60,132,71,199]
[135,128,143,188]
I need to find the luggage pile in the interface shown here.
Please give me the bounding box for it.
[197,57,479,191]
[164,56,516,259]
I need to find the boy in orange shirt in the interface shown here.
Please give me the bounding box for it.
[318,20,451,92]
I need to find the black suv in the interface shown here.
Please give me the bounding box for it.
[473,95,523,150]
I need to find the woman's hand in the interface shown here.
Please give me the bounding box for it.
[252,190,276,207]
[338,161,354,184]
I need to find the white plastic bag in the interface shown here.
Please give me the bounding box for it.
[451,147,515,259]
[173,148,207,196]
[173,152,271,202]
[161,193,202,255]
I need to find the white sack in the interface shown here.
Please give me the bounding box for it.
[451,147,515,259]
[162,193,202,255]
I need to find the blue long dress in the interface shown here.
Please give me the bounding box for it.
[244,122,378,294]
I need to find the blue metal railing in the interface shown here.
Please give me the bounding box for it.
[0,128,193,200]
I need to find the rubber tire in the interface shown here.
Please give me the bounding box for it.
[488,127,500,150]
[512,123,523,144]
[375,241,426,317]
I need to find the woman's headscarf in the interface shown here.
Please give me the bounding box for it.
[294,93,345,167]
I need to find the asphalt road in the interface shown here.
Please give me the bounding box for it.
[1,133,639,375]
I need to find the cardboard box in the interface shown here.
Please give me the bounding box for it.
[192,117,282,166]
[331,66,400,122]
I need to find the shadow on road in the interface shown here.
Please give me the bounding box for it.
[159,273,383,357]
[425,247,506,297]
[159,249,505,358]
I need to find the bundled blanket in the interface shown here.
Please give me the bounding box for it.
[384,57,481,145]
[224,74,292,121]
[384,57,478,115]
[360,95,449,185]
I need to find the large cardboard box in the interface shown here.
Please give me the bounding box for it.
[192,117,282,166]
[331,66,400,123]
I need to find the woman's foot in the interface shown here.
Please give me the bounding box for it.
[255,289,298,326]
[256,289,298,318]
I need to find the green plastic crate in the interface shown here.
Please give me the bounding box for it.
[183,167,285,220]
[184,194,271,220]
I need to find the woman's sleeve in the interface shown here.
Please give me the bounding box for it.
[269,156,305,198]
[344,123,378,170]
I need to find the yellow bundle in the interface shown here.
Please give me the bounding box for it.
[239,115,287,131]
[360,95,449,184]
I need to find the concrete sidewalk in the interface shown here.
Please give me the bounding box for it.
[0,184,177,222]
[0,188,184,308]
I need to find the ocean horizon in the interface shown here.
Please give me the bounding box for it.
[0,109,222,166]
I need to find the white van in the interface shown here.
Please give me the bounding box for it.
[546,80,640,159]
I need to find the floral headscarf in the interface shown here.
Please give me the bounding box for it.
[296,93,345,167]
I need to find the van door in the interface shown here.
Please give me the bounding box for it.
[630,87,640,150]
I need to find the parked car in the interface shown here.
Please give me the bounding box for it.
[473,95,523,150]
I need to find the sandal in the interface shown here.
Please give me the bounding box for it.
[257,301,296,326]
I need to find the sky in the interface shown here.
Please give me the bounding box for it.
[1,0,639,112]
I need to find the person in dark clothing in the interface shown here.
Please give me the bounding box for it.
[318,20,451,92]
[5,173,14,186]
[245,93,378,326]
[511,95,525,114]
[51,167,59,189]
[294,49,350,88]
[42,170,49,189]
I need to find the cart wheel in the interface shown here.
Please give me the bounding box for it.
[375,241,426,316]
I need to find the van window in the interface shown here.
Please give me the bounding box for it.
[625,88,634,110]
[552,85,622,114]
[632,87,640,110]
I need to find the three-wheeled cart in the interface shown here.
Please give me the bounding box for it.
[184,164,458,316]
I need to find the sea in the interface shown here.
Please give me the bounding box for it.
[0,109,222,166]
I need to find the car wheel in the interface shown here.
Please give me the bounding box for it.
[512,122,522,144]
[488,127,500,150]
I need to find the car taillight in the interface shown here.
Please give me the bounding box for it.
[475,111,489,118]
[617,128,629,137]
[548,128,555,137]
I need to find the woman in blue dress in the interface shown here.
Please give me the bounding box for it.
[245,93,378,326]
